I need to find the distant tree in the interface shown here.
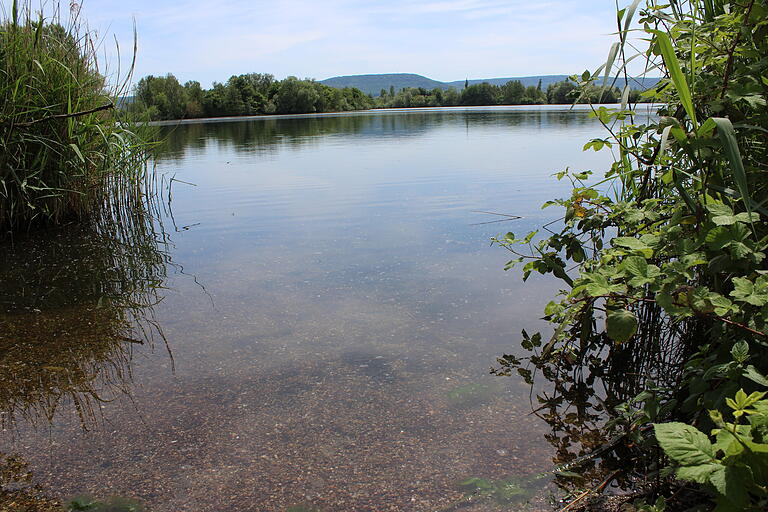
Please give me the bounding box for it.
[521,84,545,104]
[183,81,205,117]
[546,80,577,104]
[203,83,228,117]
[133,74,186,120]
[275,77,320,113]
[579,84,621,104]
[500,80,525,104]
[442,88,460,106]
[460,83,500,105]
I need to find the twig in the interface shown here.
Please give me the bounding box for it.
[470,210,522,219]
[721,0,756,99]
[717,316,767,337]
[557,470,621,512]
[8,102,114,127]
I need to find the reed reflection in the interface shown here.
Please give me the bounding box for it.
[0,189,171,429]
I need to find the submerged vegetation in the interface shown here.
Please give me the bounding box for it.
[0,0,149,236]
[493,0,768,509]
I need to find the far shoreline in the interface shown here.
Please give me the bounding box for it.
[146,103,644,126]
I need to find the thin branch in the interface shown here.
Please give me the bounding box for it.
[721,0,756,99]
[8,102,114,127]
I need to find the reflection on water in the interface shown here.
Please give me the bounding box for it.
[0,222,168,428]
[157,108,596,163]
[0,107,612,511]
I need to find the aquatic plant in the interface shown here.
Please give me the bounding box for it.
[0,0,148,235]
[492,0,768,509]
[446,381,502,408]
[68,496,144,512]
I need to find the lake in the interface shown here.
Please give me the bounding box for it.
[0,106,612,511]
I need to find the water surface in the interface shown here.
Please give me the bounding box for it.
[0,106,611,511]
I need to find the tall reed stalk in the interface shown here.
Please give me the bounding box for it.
[0,0,147,236]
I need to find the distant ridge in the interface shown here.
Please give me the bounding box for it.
[320,74,446,94]
[319,73,660,96]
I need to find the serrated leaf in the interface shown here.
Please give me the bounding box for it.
[606,309,638,343]
[676,463,721,483]
[622,256,648,277]
[706,226,732,250]
[708,203,734,217]
[709,466,750,509]
[731,341,749,363]
[731,277,768,306]
[612,237,653,257]
[654,422,716,466]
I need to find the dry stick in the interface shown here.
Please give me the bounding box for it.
[8,102,114,127]
[557,470,621,512]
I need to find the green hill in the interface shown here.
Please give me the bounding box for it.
[319,73,660,96]
[319,73,446,95]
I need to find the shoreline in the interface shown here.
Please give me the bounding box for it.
[146,103,644,126]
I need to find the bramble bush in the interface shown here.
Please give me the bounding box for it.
[493,1,768,509]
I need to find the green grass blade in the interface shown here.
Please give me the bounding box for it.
[659,125,673,157]
[652,30,697,129]
[713,117,752,216]
[603,42,620,87]
[623,0,643,34]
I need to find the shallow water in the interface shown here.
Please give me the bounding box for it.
[0,106,612,511]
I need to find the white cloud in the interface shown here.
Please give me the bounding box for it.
[0,0,630,86]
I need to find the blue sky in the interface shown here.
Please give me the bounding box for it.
[6,1,627,87]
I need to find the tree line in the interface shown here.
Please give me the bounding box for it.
[129,73,647,121]
[379,78,644,107]
[128,73,375,120]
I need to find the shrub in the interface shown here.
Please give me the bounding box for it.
[493,0,768,508]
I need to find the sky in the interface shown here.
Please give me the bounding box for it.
[4,1,631,88]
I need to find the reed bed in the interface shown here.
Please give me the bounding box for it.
[0,0,148,236]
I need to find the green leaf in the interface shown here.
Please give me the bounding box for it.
[654,422,716,466]
[709,466,750,509]
[730,276,768,306]
[622,256,648,276]
[603,42,620,87]
[577,273,625,297]
[69,143,85,163]
[676,462,721,483]
[606,309,638,343]
[706,226,732,250]
[744,366,768,387]
[713,118,751,220]
[612,237,653,257]
[651,30,697,128]
[731,341,749,364]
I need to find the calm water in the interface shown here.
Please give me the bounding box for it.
[0,106,611,511]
